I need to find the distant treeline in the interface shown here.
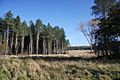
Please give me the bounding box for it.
[67,46,91,50]
[0,11,70,55]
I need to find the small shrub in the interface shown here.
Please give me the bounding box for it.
[0,69,11,80]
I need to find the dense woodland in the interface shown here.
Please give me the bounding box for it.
[88,0,120,58]
[0,11,69,55]
[0,0,120,59]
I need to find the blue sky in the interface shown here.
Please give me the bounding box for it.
[0,0,94,46]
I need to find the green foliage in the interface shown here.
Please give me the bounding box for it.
[4,10,14,27]
[0,68,11,80]
[35,19,43,31]
[91,0,116,17]
[21,21,27,36]
[29,20,35,35]
[15,15,21,34]
[91,0,120,58]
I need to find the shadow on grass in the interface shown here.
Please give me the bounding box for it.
[18,55,120,64]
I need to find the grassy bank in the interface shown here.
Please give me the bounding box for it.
[0,56,120,80]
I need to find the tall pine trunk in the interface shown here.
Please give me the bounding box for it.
[61,43,64,54]
[43,38,46,54]
[30,33,33,54]
[56,40,59,54]
[36,31,40,54]
[29,43,30,54]
[21,36,24,54]
[60,43,62,54]
[10,35,14,54]
[15,33,18,54]
[46,40,48,54]
[5,26,9,55]
[48,40,52,54]
[53,41,56,54]
[2,31,5,44]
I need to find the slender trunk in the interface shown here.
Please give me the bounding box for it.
[15,33,18,54]
[43,38,46,54]
[60,44,62,54]
[61,43,64,54]
[36,31,40,54]
[6,26,9,55]
[90,43,93,53]
[2,31,5,44]
[29,43,30,54]
[53,41,56,54]
[11,37,14,49]
[21,36,24,54]
[48,40,52,54]
[46,40,48,54]
[56,40,59,54]
[10,36,14,54]
[106,36,109,56]
[30,33,33,54]
[59,44,62,54]
[3,31,5,43]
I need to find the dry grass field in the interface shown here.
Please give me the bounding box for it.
[0,50,120,80]
[4,50,96,58]
[66,50,96,58]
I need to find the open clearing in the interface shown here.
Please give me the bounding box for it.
[2,50,96,58]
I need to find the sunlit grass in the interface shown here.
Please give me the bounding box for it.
[0,51,120,80]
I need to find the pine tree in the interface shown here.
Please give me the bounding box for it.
[14,16,21,54]
[4,11,14,55]
[29,20,35,54]
[21,21,27,54]
[35,19,43,54]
